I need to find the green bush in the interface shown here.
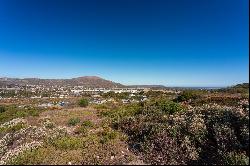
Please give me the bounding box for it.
[224,152,249,165]
[0,123,27,134]
[50,136,83,150]
[76,120,94,135]
[93,104,108,110]
[15,110,28,117]
[9,147,48,165]
[77,126,88,134]
[67,117,80,126]
[145,90,165,98]
[158,100,184,114]
[43,120,55,129]
[175,90,200,102]
[100,103,142,126]
[0,106,6,113]
[28,109,40,116]
[15,109,39,118]
[81,120,94,127]
[0,106,42,124]
[9,123,27,132]
[78,98,89,107]
[100,128,118,144]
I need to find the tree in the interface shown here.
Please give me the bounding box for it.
[78,98,89,107]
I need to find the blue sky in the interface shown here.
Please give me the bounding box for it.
[0,0,249,86]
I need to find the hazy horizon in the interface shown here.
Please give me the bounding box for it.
[0,0,249,87]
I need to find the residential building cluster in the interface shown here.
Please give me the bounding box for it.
[0,85,179,107]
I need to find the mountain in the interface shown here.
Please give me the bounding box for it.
[0,76,125,88]
[217,83,249,94]
[233,83,249,89]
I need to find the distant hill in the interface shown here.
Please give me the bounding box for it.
[0,76,125,88]
[218,83,249,94]
[233,83,249,89]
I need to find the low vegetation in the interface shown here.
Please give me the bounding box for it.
[100,97,249,165]
[67,117,80,126]
[175,90,201,102]
[0,105,43,124]
[0,83,249,165]
[78,98,89,107]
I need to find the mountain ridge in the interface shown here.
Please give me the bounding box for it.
[0,76,125,88]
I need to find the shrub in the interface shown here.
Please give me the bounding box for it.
[145,90,165,98]
[0,106,42,124]
[99,103,142,128]
[76,120,94,135]
[9,147,49,165]
[67,117,80,126]
[93,104,108,110]
[175,90,200,102]
[223,152,249,165]
[158,100,184,114]
[0,106,6,113]
[0,122,27,135]
[76,126,88,135]
[192,96,241,106]
[9,123,27,132]
[43,119,55,129]
[51,136,83,150]
[100,129,118,144]
[81,120,94,128]
[28,109,40,116]
[15,110,28,117]
[111,99,249,165]
[78,98,89,107]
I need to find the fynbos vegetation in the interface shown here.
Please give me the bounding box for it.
[0,83,249,165]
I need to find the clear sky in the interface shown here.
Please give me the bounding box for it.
[0,0,249,87]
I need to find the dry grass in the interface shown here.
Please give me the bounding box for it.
[1,105,153,165]
[7,106,139,165]
[39,107,101,126]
